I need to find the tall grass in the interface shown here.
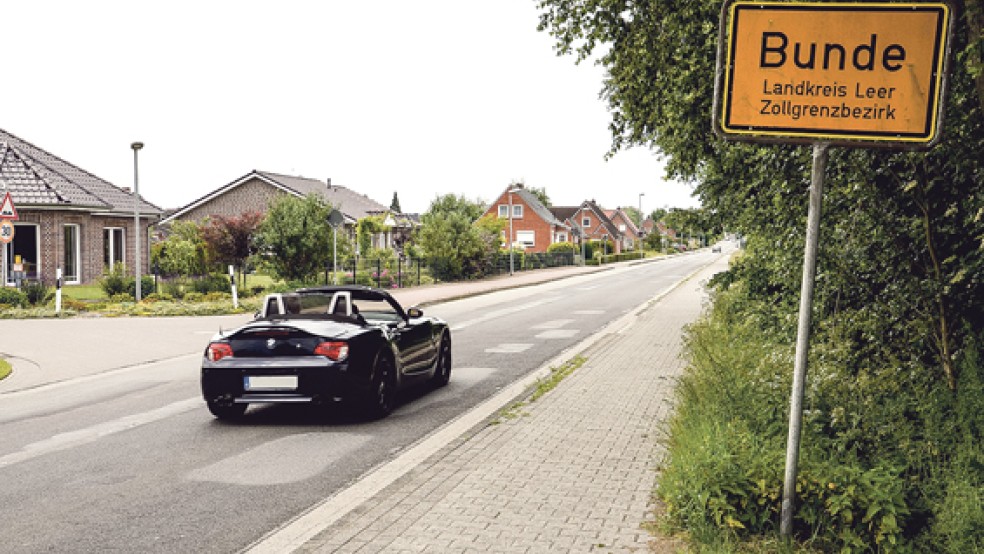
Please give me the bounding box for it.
[657,285,983,552]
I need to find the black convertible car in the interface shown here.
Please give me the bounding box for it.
[201,285,451,420]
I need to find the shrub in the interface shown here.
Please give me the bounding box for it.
[183,292,204,303]
[131,276,155,298]
[109,292,134,303]
[0,287,28,308]
[21,280,53,306]
[191,273,231,294]
[100,263,130,297]
[203,291,230,302]
[546,242,576,254]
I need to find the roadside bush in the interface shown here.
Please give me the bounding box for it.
[99,263,129,297]
[131,276,155,299]
[109,292,134,303]
[546,242,576,254]
[183,292,204,303]
[191,273,231,294]
[0,287,28,308]
[203,291,230,302]
[21,280,53,306]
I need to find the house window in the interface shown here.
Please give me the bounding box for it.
[498,205,523,218]
[555,232,567,243]
[619,224,627,232]
[104,227,125,268]
[516,230,535,248]
[5,223,40,284]
[582,217,590,227]
[64,224,80,284]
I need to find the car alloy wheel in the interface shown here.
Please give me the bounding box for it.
[366,353,396,419]
[432,333,452,387]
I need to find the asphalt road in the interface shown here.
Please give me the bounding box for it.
[0,249,724,553]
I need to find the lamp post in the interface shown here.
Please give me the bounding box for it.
[507,186,520,275]
[638,192,645,254]
[131,142,144,302]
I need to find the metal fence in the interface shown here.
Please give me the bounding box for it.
[327,251,577,289]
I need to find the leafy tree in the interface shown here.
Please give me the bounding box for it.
[527,185,551,207]
[256,194,333,282]
[356,215,387,257]
[200,212,263,283]
[417,194,488,281]
[649,207,668,224]
[390,191,402,213]
[153,220,208,277]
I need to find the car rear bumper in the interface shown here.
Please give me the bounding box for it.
[201,357,368,405]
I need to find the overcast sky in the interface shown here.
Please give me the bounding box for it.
[4,1,699,215]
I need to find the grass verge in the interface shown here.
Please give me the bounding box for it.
[491,355,587,424]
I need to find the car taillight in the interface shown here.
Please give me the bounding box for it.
[207,343,234,361]
[314,341,349,361]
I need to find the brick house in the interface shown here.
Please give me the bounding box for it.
[0,128,162,286]
[550,200,624,254]
[605,208,641,251]
[481,184,571,253]
[160,170,415,251]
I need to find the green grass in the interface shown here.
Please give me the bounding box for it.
[0,358,11,381]
[491,356,587,424]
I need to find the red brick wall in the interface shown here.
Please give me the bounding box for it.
[482,194,556,254]
[7,210,153,285]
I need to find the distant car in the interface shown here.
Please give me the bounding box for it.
[201,285,451,420]
[712,245,722,253]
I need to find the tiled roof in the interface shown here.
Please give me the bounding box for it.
[322,183,390,221]
[0,128,162,214]
[162,170,392,225]
[255,171,329,198]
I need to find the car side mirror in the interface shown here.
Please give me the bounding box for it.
[406,307,423,319]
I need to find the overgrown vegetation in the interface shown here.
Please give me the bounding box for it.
[538,0,983,551]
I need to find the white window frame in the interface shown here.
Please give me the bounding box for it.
[555,232,567,243]
[498,205,509,218]
[582,217,590,227]
[516,230,535,248]
[63,224,81,284]
[512,205,523,218]
[104,227,125,269]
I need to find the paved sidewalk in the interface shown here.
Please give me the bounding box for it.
[289,256,726,553]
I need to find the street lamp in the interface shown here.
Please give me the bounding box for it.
[506,185,523,275]
[131,141,144,302]
[638,192,645,254]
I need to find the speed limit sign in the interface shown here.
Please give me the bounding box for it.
[0,220,14,244]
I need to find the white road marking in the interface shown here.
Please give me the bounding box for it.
[0,397,201,469]
[187,433,372,486]
[535,329,580,339]
[450,297,558,331]
[531,319,574,330]
[484,343,534,354]
[573,310,604,315]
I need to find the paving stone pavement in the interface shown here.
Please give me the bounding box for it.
[295,259,725,553]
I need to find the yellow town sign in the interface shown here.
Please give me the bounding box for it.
[714,1,952,146]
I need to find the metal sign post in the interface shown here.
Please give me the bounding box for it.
[780,142,828,536]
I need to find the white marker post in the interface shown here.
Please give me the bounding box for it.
[229,265,238,309]
[55,267,63,314]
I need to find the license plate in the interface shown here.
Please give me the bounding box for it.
[244,375,298,391]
